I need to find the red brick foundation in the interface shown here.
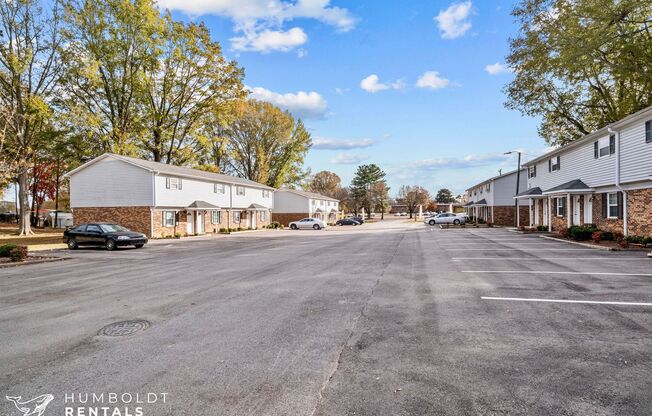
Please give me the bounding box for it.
[273,213,309,227]
[627,188,652,236]
[72,206,152,236]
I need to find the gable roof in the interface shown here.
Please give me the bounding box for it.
[187,200,220,209]
[65,153,275,190]
[514,187,543,198]
[276,188,339,202]
[542,179,593,195]
[524,105,652,167]
[465,169,525,192]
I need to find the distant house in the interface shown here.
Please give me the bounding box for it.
[273,189,339,226]
[518,105,652,236]
[464,169,528,226]
[65,153,274,237]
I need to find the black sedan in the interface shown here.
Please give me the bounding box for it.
[336,218,361,226]
[64,223,148,251]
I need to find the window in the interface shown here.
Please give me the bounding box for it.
[86,224,102,233]
[549,156,560,172]
[262,190,270,198]
[607,192,619,218]
[233,211,241,222]
[165,177,182,190]
[528,165,537,179]
[211,211,221,225]
[260,211,266,222]
[214,183,225,194]
[555,197,566,217]
[594,136,615,158]
[236,186,245,196]
[646,120,651,143]
[320,200,324,206]
[162,211,175,227]
[486,183,491,192]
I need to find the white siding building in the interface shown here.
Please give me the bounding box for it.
[464,169,528,226]
[66,153,275,237]
[273,189,340,226]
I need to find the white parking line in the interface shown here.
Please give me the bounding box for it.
[481,296,652,306]
[463,270,652,277]
[445,248,593,251]
[452,257,649,261]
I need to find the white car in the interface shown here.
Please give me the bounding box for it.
[424,213,465,226]
[289,218,327,230]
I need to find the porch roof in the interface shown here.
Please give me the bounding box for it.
[470,199,487,206]
[187,200,220,210]
[514,187,543,199]
[542,179,593,195]
[247,203,268,211]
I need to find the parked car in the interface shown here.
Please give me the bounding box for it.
[455,213,470,222]
[352,216,365,224]
[424,213,465,226]
[64,223,148,251]
[336,218,361,226]
[289,218,326,230]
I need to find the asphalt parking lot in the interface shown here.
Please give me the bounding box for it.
[1,220,651,415]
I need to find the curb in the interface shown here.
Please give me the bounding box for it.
[539,235,617,251]
[0,256,69,269]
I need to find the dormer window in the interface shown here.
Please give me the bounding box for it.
[594,135,615,158]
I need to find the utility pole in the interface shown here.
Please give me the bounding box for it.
[505,151,522,227]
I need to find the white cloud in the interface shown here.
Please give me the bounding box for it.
[231,27,307,53]
[313,137,375,150]
[360,74,404,93]
[330,153,369,165]
[416,71,451,90]
[408,153,510,170]
[157,0,357,52]
[484,62,512,75]
[248,87,328,119]
[435,1,473,39]
[334,87,350,95]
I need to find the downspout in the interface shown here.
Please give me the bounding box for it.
[151,172,157,238]
[608,127,627,236]
[228,184,233,229]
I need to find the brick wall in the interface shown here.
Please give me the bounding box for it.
[627,188,652,236]
[592,194,624,235]
[492,206,515,227]
[73,207,152,236]
[273,213,309,226]
[153,209,188,238]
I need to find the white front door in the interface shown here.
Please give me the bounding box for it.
[543,199,548,226]
[251,211,256,229]
[584,195,593,224]
[534,200,540,225]
[573,195,581,225]
[187,212,193,234]
[196,212,204,234]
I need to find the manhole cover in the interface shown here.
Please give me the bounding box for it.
[98,320,150,336]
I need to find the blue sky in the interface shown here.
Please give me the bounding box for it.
[5,1,551,202]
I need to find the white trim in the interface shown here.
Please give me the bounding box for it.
[481,297,652,306]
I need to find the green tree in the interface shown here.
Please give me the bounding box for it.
[141,15,244,164]
[0,0,64,235]
[224,100,311,188]
[306,171,342,199]
[435,188,455,203]
[61,0,163,155]
[506,0,652,146]
[351,164,386,218]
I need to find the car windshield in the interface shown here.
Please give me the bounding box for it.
[100,224,130,233]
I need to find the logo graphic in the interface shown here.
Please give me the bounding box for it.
[6,394,54,416]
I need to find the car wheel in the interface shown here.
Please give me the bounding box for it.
[105,239,116,251]
[313,224,321,230]
[429,220,435,226]
[453,219,461,225]
[67,238,78,250]
[290,224,298,230]
[134,244,144,248]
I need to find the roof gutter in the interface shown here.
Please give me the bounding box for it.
[608,126,627,236]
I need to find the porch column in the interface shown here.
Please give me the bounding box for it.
[547,197,552,232]
[567,193,571,228]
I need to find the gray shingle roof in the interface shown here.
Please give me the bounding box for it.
[187,200,220,209]
[515,187,543,198]
[96,153,275,190]
[543,179,592,194]
[471,199,487,206]
[277,188,339,202]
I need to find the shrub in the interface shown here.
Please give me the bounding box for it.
[237,227,243,231]
[591,231,603,243]
[0,243,17,257]
[9,246,28,262]
[486,222,493,228]
[568,225,597,241]
[559,227,569,238]
[644,236,652,247]
[529,227,537,233]
[537,225,548,232]
[518,225,525,232]
[269,221,281,229]
[477,218,486,224]
[602,231,614,241]
[174,232,182,239]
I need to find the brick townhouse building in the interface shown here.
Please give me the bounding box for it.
[464,169,529,226]
[516,105,652,237]
[65,153,274,238]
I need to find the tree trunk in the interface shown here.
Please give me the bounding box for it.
[54,158,60,228]
[17,170,33,235]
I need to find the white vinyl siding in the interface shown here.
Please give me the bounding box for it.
[620,121,652,184]
[69,157,154,207]
[155,175,231,208]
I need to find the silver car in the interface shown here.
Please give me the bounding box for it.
[424,213,465,226]
[289,218,327,230]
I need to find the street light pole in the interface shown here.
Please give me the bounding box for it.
[505,151,522,228]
